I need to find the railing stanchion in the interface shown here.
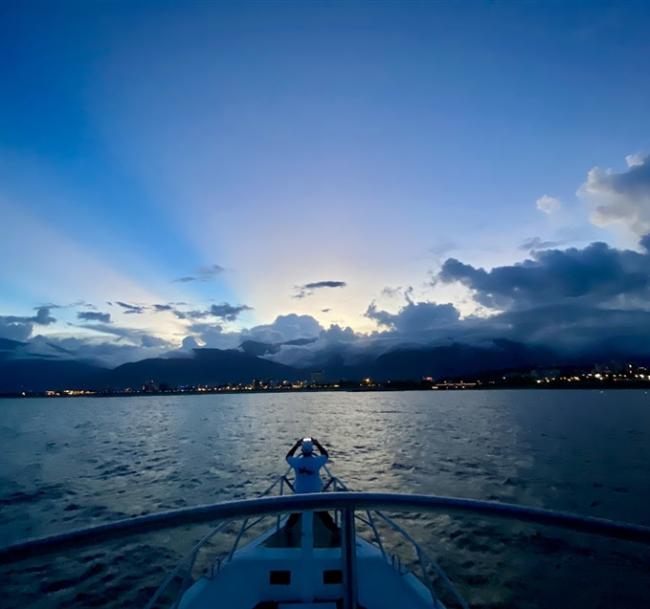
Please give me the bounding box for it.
[365,510,386,559]
[342,507,358,609]
[277,478,284,531]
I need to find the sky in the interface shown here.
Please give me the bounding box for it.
[1,1,650,367]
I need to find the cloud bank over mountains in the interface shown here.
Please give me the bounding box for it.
[3,153,650,375]
[3,233,650,374]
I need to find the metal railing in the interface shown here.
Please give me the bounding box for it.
[4,492,650,565]
[3,481,650,608]
[145,470,294,609]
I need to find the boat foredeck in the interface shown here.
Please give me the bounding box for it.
[263,512,341,549]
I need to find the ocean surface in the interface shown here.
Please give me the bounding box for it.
[1,390,649,608]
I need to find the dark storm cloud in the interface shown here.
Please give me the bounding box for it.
[77,311,111,323]
[115,301,146,314]
[439,240,650,310]
[294,280,347,298]
[172,264,224,283]
[479,304,650,358]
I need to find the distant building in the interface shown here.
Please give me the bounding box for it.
[142,379,159,392]
[310,370,325,384]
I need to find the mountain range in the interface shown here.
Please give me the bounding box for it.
[1,335,639,393]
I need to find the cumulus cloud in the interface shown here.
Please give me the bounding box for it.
[184,313,323,351]
[294,280,347,299]
[246,314,322,344]
[536,195,562,214]
[579,154,650,237]
[320,324,357,342]
[173,264,224,283]
[186,323,235,349]
[77,311,111,323]
[625,153,645,168]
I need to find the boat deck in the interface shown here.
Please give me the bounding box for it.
[263,512,341,548]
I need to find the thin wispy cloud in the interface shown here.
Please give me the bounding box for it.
[77,311,111,323]
[519,237,564,251]
[77,322,170,348]
[168,302,253,322]
[152,304,174,312]
[173,264,224,283]
[293,280,347,299]
[115,301,146,315]
[209,303,252,321]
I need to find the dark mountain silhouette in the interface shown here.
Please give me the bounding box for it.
[0,358,108,392]
[109,348,301,388]
[0,339,641,393]
[0,338,26,359]
[364,340,558,381]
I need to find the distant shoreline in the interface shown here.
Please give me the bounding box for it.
[2,381,650,399]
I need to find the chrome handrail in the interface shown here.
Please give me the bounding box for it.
[4,492,650,564]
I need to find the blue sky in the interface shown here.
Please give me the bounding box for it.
[1,1,650,363]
